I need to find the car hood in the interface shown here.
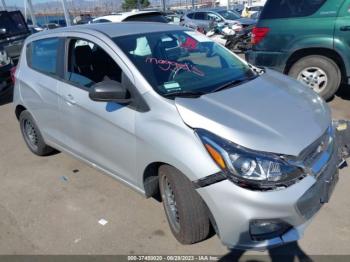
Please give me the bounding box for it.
[175,70,331,156]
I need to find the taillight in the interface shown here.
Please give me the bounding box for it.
[10,66,16,85]
[251,27,269,45]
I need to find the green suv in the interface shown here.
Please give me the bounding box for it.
[246,0,350,100]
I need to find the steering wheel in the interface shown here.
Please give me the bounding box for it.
[168,60,195,81]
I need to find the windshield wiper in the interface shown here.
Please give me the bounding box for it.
[213,75,258,93]
[163,90,205,98]
[249,64,265,75]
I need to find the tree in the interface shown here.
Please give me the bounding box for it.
[122,0,150,10]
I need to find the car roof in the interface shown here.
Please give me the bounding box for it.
[28,22,186,39]
[92,11,162,22]
[186,9,229,14]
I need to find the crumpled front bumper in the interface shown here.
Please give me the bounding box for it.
[197,121,350,250]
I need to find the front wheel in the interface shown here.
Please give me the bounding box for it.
[288,55,341,100]
[159,165,210,244]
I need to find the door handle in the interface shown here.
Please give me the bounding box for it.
[66,94,77,105]
[340,26,350,31]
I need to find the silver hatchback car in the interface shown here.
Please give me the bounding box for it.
[13,23,347,250]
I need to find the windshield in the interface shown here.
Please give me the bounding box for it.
[113,30,255,97]
[217,10,241,20]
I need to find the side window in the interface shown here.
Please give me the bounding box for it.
[187,13,194,19]
[208,13,222,22]
[66,38,122,88]
[260,0,327,19]
[195,12,206,20]
[28,37,60,75]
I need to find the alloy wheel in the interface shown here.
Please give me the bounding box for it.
[297,67,328,93]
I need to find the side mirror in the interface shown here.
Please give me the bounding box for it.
[89,80,131,104]
[0,28,6,35]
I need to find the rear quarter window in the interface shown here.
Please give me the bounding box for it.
[260,0,327,19]
[27,38,60,75]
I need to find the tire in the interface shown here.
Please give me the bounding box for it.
[159,165,210,244]
[288,55,341,100]
[19,110,55,156]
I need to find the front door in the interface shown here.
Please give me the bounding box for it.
[58,36,137,186]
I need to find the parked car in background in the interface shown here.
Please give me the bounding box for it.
[28,25,43,34]
[213,8,257,27]
[166,14,181,25]
[92,11,168,23]
[181,10,243,32]
[0,10,30,96]
[73,14,93,24]
[242,4,265,18]
[49,19,67,27]
[250,10,261,20]
[246,0,350,100]
[13,22,349,250]
[175,9,185,16]
[42,23,60,30]
[231,4,244,14]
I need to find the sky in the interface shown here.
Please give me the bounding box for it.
[5,0,82,8]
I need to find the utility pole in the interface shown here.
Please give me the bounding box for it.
[162,0,166,12]
[137,0,141,9]
[61,0,71,26]
[26,0,37,26]
[1,0,6,10]
[192,0,194,9]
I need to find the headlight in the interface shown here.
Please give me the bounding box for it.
[196,129,305,190]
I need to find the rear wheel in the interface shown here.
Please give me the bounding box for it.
[288,55,341,100]
[19,110,55,156]
[159,165,210,244]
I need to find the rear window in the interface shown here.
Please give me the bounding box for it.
[260,0,327,19]
[28,38,59,75]
[123,13,168,23]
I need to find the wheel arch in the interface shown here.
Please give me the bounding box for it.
[15,104,27,120]
[143,161,167,199]
[284,48,347,83]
